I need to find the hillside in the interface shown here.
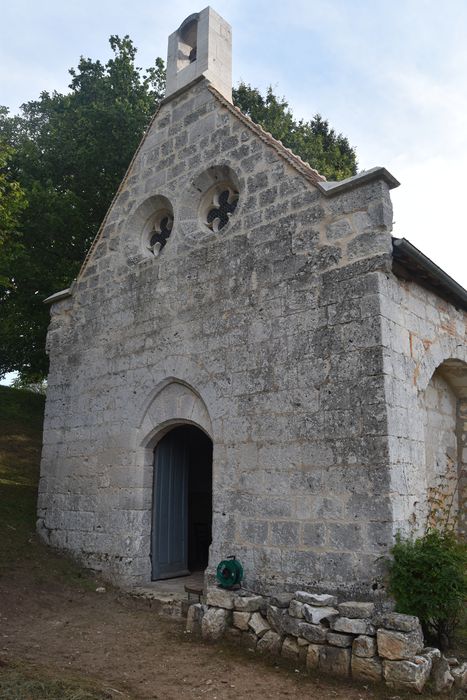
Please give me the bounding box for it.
[0,385,45,574]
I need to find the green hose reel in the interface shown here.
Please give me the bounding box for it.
[216,556,244,589]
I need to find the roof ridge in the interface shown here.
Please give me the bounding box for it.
[207,85,326,186]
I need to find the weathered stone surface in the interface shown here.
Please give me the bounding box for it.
[234,595,264,612]
[186,603,207,633]
[295,592,338,607]
[241,630,258,651]
[298,643,309,663]
[283,615,303,637]
[327,631,353,648]
[306,644,322,670]
[338,601,374,619]
[303,605,338,625]
[201,607,230,641]
[248,612,270,638]
[332,617,374,635]
[319,645,351,676]
[375,612,420,632]
[289,599,304,618]
[206,587,235,609]
[232,611,250,631]
[267,605,301,637]
[266,605,286,633]
[430,654,454,694]
[282,636,300,659]
[351,654,383,682]
[269,593,293,608]
[422,646,441,662]
[257,630,282,655]
[352,635,377,657]
[383,656,432,693]
[377,628,424,660]
[298,621,328,643]
[451,662,467,690]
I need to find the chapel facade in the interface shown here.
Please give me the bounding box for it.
[38,7,467,597]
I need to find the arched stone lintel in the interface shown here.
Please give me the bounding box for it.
[138,377,213,451]
[415,334,467,395]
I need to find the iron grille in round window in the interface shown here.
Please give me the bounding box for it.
[206,188,239,232]
[148,213,173,257]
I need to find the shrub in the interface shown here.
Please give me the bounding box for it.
[388,529,467,650]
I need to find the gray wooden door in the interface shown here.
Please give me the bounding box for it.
[151,431,190,580]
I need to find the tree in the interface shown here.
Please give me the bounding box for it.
[0,37,165,380]
[233,84,357,181]
[0,136,27,287]
[0,44,357,381]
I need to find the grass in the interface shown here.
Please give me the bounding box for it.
[0,661,113,699]
[0,385,96,589]
[0,386,45,570]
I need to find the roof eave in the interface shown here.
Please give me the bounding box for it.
[392,237,467,311]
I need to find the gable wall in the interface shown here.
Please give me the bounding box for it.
[39,80,396,596]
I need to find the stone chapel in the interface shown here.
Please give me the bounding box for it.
[39,7,467,598]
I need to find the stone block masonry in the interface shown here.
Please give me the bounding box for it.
[39,76,400,594]
[189,586,461,694]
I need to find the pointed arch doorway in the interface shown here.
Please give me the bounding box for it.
[151,424,213,580]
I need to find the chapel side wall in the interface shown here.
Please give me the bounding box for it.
[40,80,396,593]
[424,371,459,525]
[458,398,467,537]
[378,272,467,537]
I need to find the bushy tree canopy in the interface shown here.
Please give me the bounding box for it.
[0,37,165,379]
[233,83,357,181]
[0,137,27,286]
[0,40,357,380]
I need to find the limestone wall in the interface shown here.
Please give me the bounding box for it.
[39,78,397,592]
[378,273,467,536]
[424,370,459,526]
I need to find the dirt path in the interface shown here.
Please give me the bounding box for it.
[0,571,410,700]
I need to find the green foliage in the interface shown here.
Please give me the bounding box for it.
[388,529,467,649]
[233,83,357,181]
[0,138,27,287]
[10,373,47,394]
[0,37,165,380]
[0,138,27,244]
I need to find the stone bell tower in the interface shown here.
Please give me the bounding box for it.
[165,7,232,102]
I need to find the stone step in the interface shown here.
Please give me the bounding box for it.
[122,588,189,618]
[123,573,206,619]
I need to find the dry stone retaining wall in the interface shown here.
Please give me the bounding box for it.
[187,586,467,694]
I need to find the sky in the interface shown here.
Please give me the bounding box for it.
[0,0,466,293]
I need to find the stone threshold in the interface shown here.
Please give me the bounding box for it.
[127,571,205,618]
